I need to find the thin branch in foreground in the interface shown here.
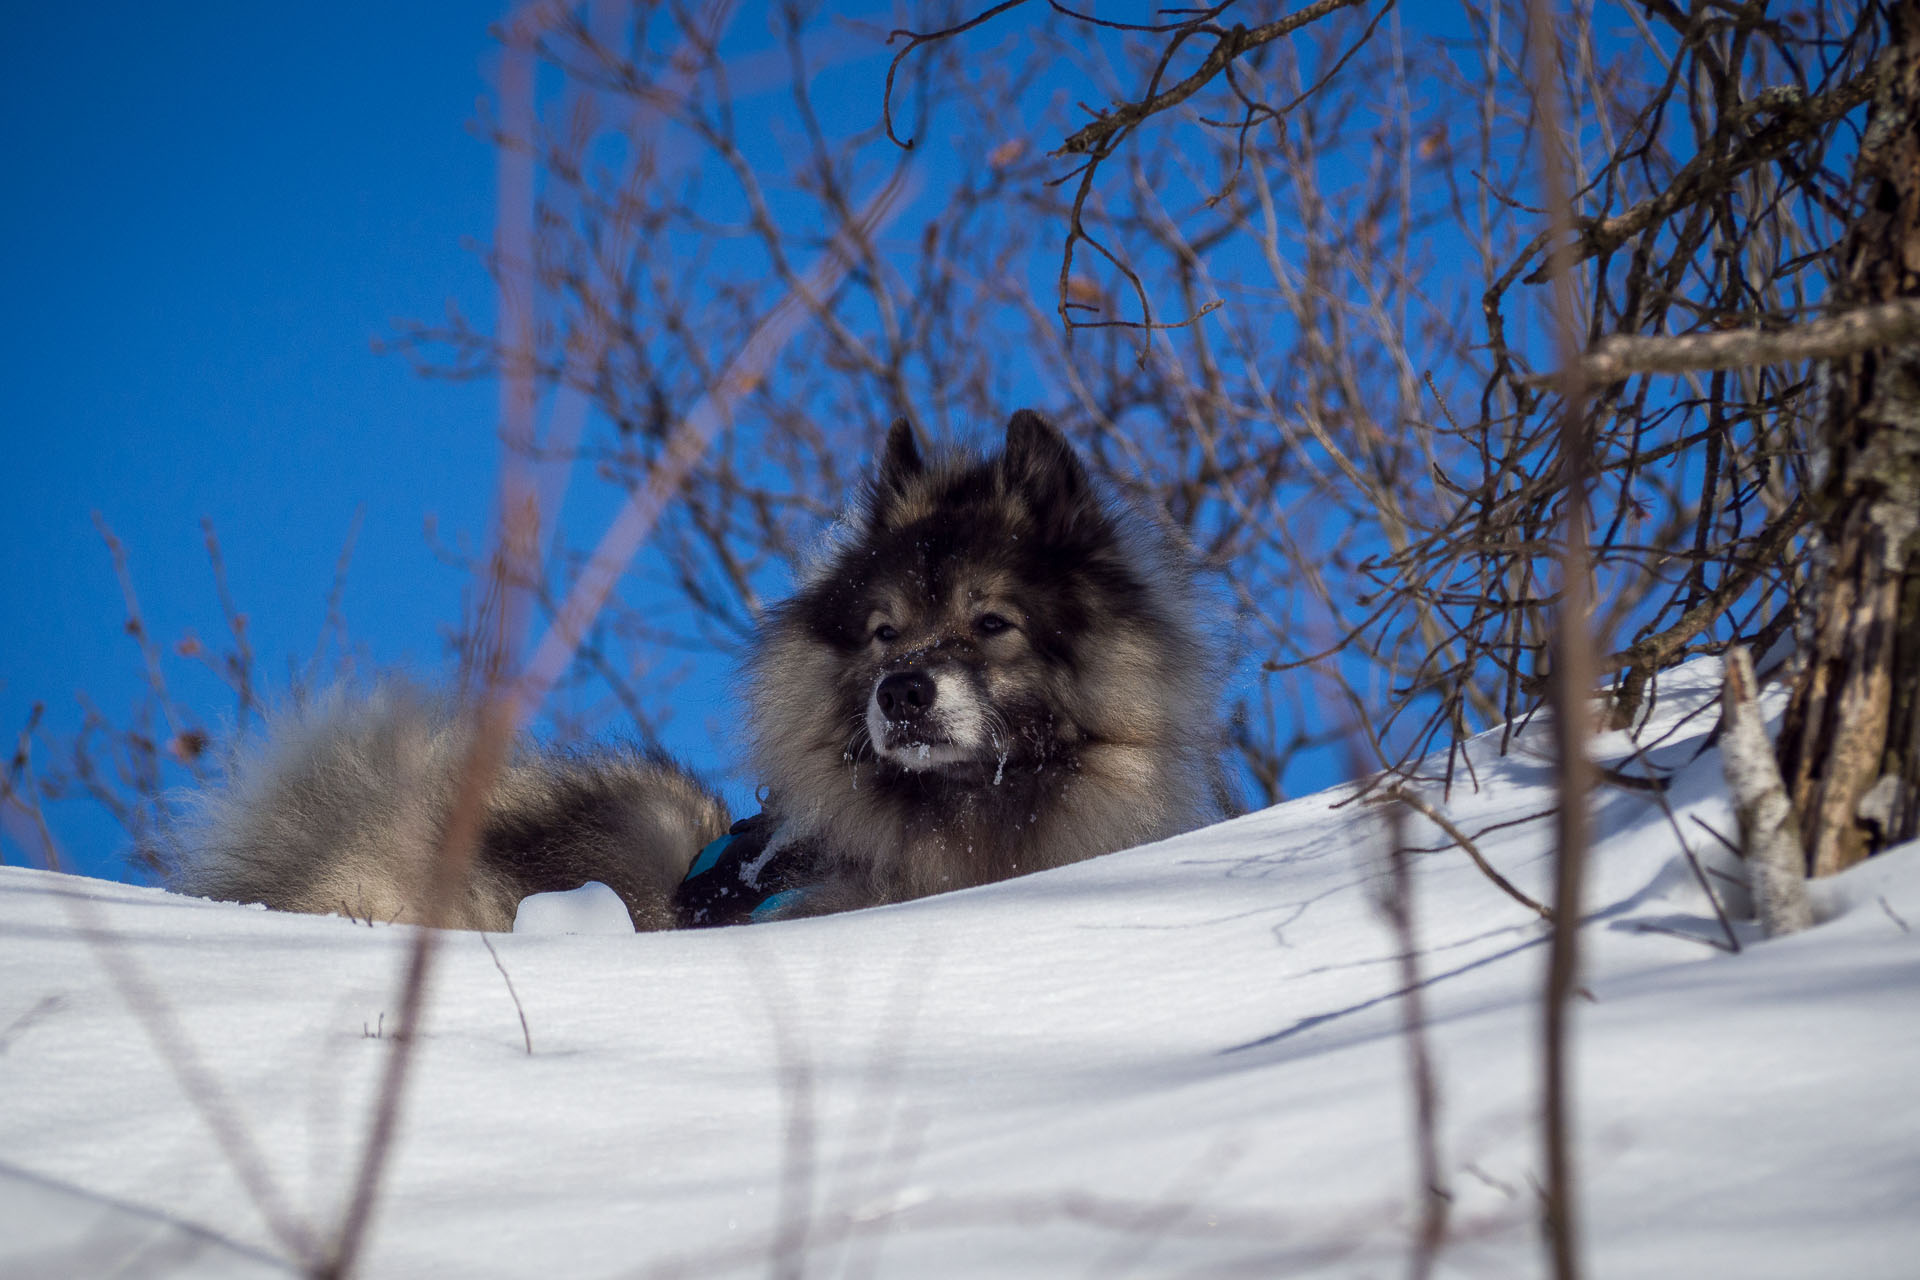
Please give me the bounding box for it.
[0,994,65,1054]
[1689,815,1742,858]
[4,783,317,1263]
[317,86,911,1280]
[1525,1,1597,1275]
[319,693,519,1280]
[316,27,550,1273]
[510,172,909,717]
[63,871,318,1266]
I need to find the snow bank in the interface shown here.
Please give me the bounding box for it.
[2,658,1915,1277]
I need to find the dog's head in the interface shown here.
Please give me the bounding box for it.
[852,410,1100,775]
[753,411,1208,800]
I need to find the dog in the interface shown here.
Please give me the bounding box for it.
[170,411,1222,929]
[723,409,1222,919]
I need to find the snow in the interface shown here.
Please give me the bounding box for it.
[2,658,1916,1278]
[512,882,637,936]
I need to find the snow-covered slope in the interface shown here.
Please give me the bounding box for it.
[3,660,1916,1278]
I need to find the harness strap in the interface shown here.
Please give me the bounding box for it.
[673,811,822,927]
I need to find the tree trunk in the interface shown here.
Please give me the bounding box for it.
[1776,1,1920,877]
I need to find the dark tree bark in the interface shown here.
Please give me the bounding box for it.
[1777,0,1920,877]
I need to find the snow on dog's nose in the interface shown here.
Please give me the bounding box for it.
[867,666,989,770]
[875,670,936,721]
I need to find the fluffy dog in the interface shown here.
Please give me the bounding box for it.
[737,410,1221,917]
[170,411,1221,928]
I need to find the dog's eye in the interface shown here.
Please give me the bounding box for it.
[873,624,899,643]
[974,613,1012,636]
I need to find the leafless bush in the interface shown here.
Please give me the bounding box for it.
[47,0,1874,874]
[26,2,1908,892]
[366,0,1886,821]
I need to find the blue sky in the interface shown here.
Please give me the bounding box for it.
[4,3,506,876]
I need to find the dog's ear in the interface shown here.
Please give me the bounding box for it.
[876,418,925,497]
[1001,410,1089,509]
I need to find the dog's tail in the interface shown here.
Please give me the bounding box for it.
[168,687,729,931]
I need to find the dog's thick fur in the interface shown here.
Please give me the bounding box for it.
[169,411,1220,928]
[171,688,727,931]
[749,410,1221,914]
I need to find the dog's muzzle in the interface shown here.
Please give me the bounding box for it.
[867,666,987,769]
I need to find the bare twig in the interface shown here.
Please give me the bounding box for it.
[316,25,548,1275]
[1524,59,1883,284]
[3,705,61,872]
[882,0,1032,148]
[1384,784,1554,921]
[1690,814,1742,858]
[303,505,365,692]
[4,765,317,1263]
[1612,743,1742,954]
[198,518,260,732]
[480,932,533,1056]
[1525,1,1596,1275]
[318,28,901,1277]
[319,696,518,1280]
[63,874,318,1265]
[92,512,205,775]
[511,174,906,718]
[1056,0,1371,158]
[0,995,65,1054]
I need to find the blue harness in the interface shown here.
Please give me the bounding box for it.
[674,812,820,927]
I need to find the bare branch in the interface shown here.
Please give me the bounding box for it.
[883,0,1035,149]
[1565,299,1920,384]
[1385,784,1554,921]
[1055,0,1371,158]
[480,932,533,1056]
[1525,60,1883,284]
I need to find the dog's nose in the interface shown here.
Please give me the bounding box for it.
[875,671,937,721]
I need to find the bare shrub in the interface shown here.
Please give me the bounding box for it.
[25,0,1907,884]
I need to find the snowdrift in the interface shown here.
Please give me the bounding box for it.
[3,658,1916,1277]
